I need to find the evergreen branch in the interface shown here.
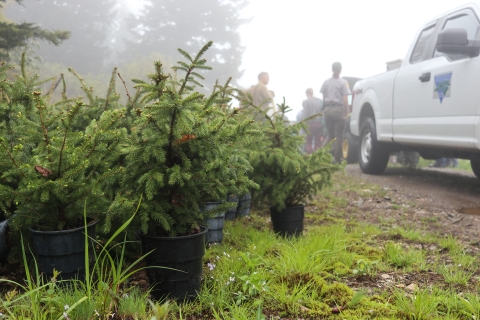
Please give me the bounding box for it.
[166,103,179,167]
[61,168,123,211]
[61,73,67,101]
[56,103,86,175]
[172,66,189,73]
[62,159,90,184]
[177,42,212,96]
[44,75,59,104]
[20,52,27,81]
[9,188,41,209]
[57,119,70,178]
[0,138,26,178]
[35,99,51,162]
[191,65,212,70]
[178,69,193,96]
[104,67,117,112]
[68,68,94,104]
[190,71,205,80]
[177,48,193,62]
[177,61,190,69]
[118,72,135,110]
[62,128,122,183]
[188,78,204,88]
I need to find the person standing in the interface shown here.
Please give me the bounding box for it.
[296,109,306,153]
[247,72,274,120]
[320,62,351,163]
[301,88,324,153]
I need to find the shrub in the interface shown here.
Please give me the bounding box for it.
[0,57,127,232]
[241,96,340,211]
[105,42,258,237]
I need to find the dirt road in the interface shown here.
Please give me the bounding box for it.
[344,164,480,244]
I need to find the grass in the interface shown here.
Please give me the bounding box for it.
[2,172,480,319]
[418,157,473,172]
[388,155,473,172]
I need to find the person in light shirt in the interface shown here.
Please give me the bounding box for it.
[320,62,351,163]
[247,72,275,121]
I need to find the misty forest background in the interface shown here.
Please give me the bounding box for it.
[0,0,248,102]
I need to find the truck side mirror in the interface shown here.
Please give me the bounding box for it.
[436,28,480,57]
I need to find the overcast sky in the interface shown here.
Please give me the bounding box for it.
[237,0,471,119]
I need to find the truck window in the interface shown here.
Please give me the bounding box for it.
[434,12,480,60]
[443,13,478,39]
[410,25,436,64]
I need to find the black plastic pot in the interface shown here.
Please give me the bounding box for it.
[204,202,225,243]
[140,227,207,301]
[0,219,9,263]
[29,220,97,280]
[225,194,238,221]
[270,205,304,237]
[236,193,251,217]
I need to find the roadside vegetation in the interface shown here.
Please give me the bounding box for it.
[392,156,473,172]
[419,158,473,172]
[2,171,480,319]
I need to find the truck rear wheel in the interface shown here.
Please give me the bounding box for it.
[471,160,480,179]
[358,117,390,175]
[343,132,359,164]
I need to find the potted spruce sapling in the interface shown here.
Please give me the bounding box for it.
[104,42,257,300]
[0,56,62,263]
[0,69,127,278]
[205,78,259,243]
[0,59,33,263]
[243,96,340,237]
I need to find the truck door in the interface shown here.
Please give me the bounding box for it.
[393,9,480,149]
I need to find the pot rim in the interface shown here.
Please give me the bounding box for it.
[270,204,305,210]
[139,225,208,241]
[29,219,98,235]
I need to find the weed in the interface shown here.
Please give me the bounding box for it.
[438,234,461,253]
[384,242,425,269]
[394,288,442,319]
[438,265,473,287]
[352,259,379,276]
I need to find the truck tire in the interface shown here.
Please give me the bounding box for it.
[358,117,390,175]
[471,160,480,179]
[343,132,359,164]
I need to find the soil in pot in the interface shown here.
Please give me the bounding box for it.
[29,219,97,281]
[140,227,207,301]
[270,205,304,237]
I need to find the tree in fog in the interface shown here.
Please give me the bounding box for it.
[5,0,116,74]
[124,0,249,90]
[0,0,69,61]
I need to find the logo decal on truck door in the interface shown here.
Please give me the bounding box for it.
[433,72,452,103]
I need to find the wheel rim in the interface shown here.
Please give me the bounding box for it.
[361,129,372,164]
[342,139,349,159]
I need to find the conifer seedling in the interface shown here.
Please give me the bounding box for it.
[241,96,340,211]
[0,61,127,232]
[105,42,257,237]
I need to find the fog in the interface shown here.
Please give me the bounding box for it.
[3,0,471,117]
[238,0,470,119]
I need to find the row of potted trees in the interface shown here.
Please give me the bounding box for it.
[0,43,338,300]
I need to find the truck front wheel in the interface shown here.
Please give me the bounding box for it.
[358,117,390,175]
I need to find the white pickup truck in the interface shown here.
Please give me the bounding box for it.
[350,3,480,177]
